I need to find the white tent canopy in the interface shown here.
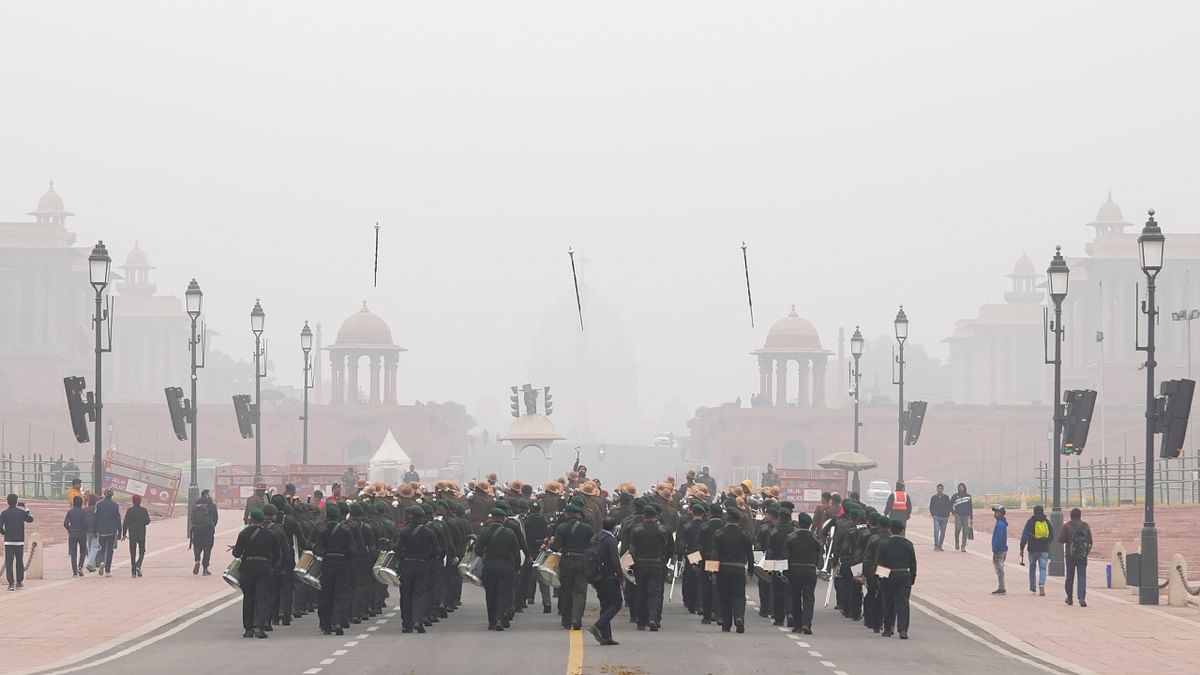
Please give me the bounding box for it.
[368,430,412,484]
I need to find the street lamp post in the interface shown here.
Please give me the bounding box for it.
[1170,308,1199,378]
[300,322,313,465]
[1045,246,1070,577]
[185,279,203,533]
[893,307,908,483]
[1137,209,1165,605]
[251,299,265,483]
[88,241,111,494]
[850,326,865,494]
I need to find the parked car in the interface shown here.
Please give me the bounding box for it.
[866,480,891,510]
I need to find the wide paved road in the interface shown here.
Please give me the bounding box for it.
[54,580,1051,675]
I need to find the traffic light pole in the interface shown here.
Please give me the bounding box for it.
[1139,274,1159,604]
[1049,298,1065,578]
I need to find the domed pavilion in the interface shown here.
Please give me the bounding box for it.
[752,306,832,408]
[327,302,406,405]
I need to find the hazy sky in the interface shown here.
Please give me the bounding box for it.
[3,2,1199,425]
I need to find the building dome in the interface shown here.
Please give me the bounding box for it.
[1011,254,1036,276]
[334,302,394,346]
[1095,191,1125,223]
[27,181,74,220]
[761,305,823,352]
[124,242,150,269]
[502,413,565,442]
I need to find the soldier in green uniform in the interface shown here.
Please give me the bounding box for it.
[475,508,522,631]
[697,502,725,624]
[393,505,441,633]
[347,502,375,624]
[677,502,707,614]
[550,503,594,630]
[232,507,280,639]
[627,503,673,631]
[754,506,778,617]
[713,507,754,633]
[861,513,889,633]
[259,504,288,633]
[243,482,268,525]
[785,512,820,634]
[877,519,916,639]
[618,497,646,623]
[768,503,795,626]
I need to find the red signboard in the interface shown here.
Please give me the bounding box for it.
[102,452,181,518]
[213,465,286,509]
[285,464,365,501]
[776,468,846,515]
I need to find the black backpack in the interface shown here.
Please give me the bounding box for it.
[192,504,212,529]
[1069,524,1091,561]
[584,533,611,584]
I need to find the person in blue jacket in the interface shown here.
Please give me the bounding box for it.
[990,505,1008,595]
[63,496,88,576]
[94,489,122,576]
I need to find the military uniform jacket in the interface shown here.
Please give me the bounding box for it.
[628,521,673,564]
[713,523,754,571]
[876,535,916,582]
[769,520,794,560]
[863,531,889,577]
[785,528,821,570]
[475,522,521,572]
[393,523,443,570]
[264,522,289,571]
[351,517,377,559]
[677,517,702,556]
[234,524,280,565]
[551,519,594,558]
[522,512,550,555]
[310,520,361,560]
[698,516,725,559]
[243,493,267,523]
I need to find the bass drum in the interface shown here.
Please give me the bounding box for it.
[222,558,242,591]
[294,550,323,591]
[538,551,562,589]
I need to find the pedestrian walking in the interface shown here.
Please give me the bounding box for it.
[1,494,34,590]
[191,490,217,575]
[1018,505,1052,595]
[928,484,951,552]
[122,494,151,577]
[85,493,100,572]
[884,482,912,524]
[63,495,88,576]
[94,490,122,576]
[1057,507,1093,607]
[951,483,973,552]
[990,505,1008,595]
[66,477,83,507]
[587,517,623,646]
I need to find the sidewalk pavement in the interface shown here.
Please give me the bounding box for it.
[0,510,243,675]
[907,513,1200,675]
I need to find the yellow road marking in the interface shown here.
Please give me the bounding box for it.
[567,625,584,675]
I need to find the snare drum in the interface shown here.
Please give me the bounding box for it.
[294,550,323,590]
[222,558,242,590]
[538,550,562,589]
[373,550,400,587]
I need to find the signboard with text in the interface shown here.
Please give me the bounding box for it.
[776,468,846,515]
[102,452,181,518]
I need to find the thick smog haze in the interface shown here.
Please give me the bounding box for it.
[4,1,1199,430]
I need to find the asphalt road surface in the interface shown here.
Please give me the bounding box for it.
[56,580,1053,675]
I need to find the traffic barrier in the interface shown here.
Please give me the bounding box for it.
[1110,541,1126,589]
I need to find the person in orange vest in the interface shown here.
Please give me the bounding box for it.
[884,482,912,524]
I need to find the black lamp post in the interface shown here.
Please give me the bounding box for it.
[300,321,313,465]
[88,241,111,494]
[1045,246,1070,577]
[251,299,265,483]
[185,279,203,532]
[850,325,864,494]
[1137,209,1165,605]
[893,306,909,483]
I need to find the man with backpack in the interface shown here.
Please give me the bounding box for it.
[190,491,216,575]
[586,516,623,646]
[1018,505,1053,595]
[1057,507,1093,607]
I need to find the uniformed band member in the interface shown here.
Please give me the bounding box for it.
[877,519,917,639]
[310,503,360,635]
[550,503,594,630]
[713,508,753,633]
[475,508,521,630]
[394,505,441,633]
[233,507,280,638]
[786,512,819,634]
[626,503,673,631]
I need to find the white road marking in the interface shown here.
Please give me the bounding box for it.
[356,634,370,639]
[909,597,1075,675]
[835,671,850,675]
[795,641,810,647]
[332,650,347,656]
[366,626,379,632]
[320,659,335,665]
[303,669,321,674]
[807,650,822,657]
[821,662,836,668]
[344,641,359,647]
[776,626,790,632]
[385,612,397,617]
[376,619,387,624]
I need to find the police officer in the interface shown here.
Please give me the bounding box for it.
[877,519,917,639]
[713,507,754,633]
[627,503,673,631]
[233,507,279,639]
[884,481,912,524]
[550,503,594,630]
[785,512,820,634]
[475,508,522,631]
